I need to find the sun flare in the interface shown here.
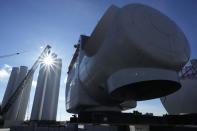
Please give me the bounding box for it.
[43,55,54,65]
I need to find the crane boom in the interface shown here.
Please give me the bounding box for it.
[1,45,51,115]
[0,52,25,59]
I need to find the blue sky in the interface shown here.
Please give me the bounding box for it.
[0,0,196,121]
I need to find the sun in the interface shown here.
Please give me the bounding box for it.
[43,55,54,65]
[40,53,57,72]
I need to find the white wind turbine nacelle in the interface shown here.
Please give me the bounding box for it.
[66,4,190,113]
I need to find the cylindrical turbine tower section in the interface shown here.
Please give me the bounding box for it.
[2,67,19,110]
[16,71,34,120]
[31,64,47,120]
[4,66,28,120]
[41,58,62,120]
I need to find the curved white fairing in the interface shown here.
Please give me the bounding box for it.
[161,59,197,114]
[66,4,190,113]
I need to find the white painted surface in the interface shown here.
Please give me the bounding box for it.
[2,67,19,109]
[0,128,10,131]
[66,4,190,113]
[31,64,47,120]
[4,66,28,121]
[41,58,62,120]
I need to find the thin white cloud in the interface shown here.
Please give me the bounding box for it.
[0,64,12,80]
[0,69,9,79]
[4,64,12,71]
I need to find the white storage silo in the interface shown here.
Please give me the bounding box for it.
[16,71,34,120]
[4,66,28,120]
[30,64,48,120]
[2,67,19,110]
[41,58,62,120]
